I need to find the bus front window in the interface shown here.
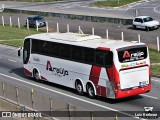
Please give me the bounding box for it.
[23,39,30,64]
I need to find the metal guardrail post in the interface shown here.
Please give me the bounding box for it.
[2,82,5,99]
[15,86,19,106]
[50,97,52,117]
[90,111,93,120]
[31,88,35,110]
[68,103,71,120]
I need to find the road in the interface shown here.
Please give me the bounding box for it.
[0,44,160,120]
[0,12,160,48]
[1,0,160,20]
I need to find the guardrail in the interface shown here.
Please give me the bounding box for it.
[0,80,124,120]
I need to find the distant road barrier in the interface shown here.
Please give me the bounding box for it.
[4,8,133,25]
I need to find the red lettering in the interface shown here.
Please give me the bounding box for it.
[123,51,130,58]
[46,61,52,71]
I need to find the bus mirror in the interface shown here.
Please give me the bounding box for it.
[18,50,21,57]
[18,47,23,57]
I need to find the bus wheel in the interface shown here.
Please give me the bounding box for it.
[75,81,83,95]
[33,69,40,81]
[87,84,95,99]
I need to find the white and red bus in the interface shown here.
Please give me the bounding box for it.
[19,32,151,99]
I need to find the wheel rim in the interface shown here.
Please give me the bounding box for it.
[88,86,94,97]
[76,83,82,93]
[34,70,40,80]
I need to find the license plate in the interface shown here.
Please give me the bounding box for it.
[139,81,148,86]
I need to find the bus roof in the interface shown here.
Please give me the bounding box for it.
[25,32,146,50]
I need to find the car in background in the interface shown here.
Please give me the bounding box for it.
[132,16,159,31]
[26,15,46,28]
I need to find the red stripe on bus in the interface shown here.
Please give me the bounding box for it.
[89,66,101,85]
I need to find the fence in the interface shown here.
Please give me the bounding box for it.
[0,15,160,52]
[0,79,120,120]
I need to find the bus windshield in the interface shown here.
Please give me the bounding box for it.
[117,45,147,63]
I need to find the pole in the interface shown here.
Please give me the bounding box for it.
[46,22,48,33]
[2,16,4,26]
[31,88,34,110]
[92,27,94,35]
[27,19,29,29]
[57,23,59,33]
[138,34,141,43]
[121,32,124,41]
[106,29,108,39]
[67,24,69,33]
[157,37,160,52]
[2,82,5,99]
[18,18,20,28]
[15,86,19,105]
[10,17,12,27]
[36,20,38,31]
[50,97,52,117]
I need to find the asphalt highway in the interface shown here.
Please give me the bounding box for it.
[0,44,159,120]
[1,0,160,20]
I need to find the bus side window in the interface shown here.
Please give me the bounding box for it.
[104,51,113,67]
[83,48,95,64]
[95,52,104,66]
[72,46,83,61]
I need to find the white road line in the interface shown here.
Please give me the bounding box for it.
[154,4,160,13]
[8,59,17,63]
[0,72,142,119]
[141,94,158,100]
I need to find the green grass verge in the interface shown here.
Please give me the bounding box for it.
[92,0,140,7]
[0,24,159,75]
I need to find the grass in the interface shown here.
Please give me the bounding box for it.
[0,25,44,47]
[0,24,159,75]
[92,0,140,7]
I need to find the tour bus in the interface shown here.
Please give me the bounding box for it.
[18,32,151,99]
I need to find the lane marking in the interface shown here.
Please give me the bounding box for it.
[0,72,142,119]
[8,59,17,63]
[154,4,160,13]
[141,94,158,100]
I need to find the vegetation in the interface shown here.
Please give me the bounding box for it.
[92,0,140,7]
[0,25,44,47]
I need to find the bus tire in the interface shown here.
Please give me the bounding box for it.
[75,81,84,95]
[33,69,40,81]
[87,84,95,99]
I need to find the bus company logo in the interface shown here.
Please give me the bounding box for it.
[123,51,144,59]
[46,61,69,77]
[123,51,130,58]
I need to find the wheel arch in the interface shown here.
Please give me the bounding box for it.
[32,67,40,78]
[86,81,97,95]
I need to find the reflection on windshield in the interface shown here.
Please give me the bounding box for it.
[143,17,154,22]
[33,17,44,21]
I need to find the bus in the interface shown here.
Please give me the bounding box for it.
[18,32,151,99]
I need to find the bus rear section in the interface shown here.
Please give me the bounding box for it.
[115,45,151,99]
